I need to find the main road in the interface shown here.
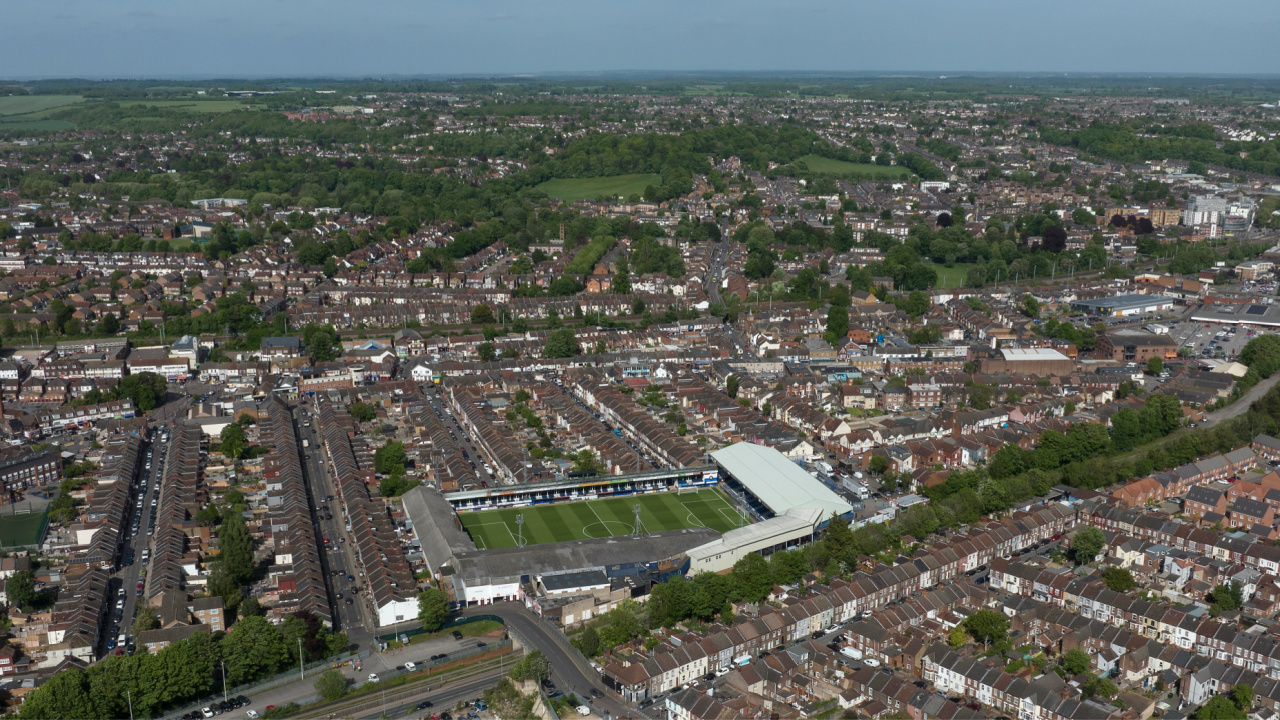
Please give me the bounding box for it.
[461,603,651,720]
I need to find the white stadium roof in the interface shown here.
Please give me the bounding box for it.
[711,443,853,518]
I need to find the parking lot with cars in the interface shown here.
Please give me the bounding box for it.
[1168,320,1259,361]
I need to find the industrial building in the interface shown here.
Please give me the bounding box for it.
[1191,302,1280,328]
[1096,332,1179,362]
[1069,294,1176,317]
[977,348,1076,377]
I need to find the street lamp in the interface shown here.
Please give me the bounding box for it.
[221,660,228,703]
[125,689,134,720]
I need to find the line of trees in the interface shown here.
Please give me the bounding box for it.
[19,612,346,720]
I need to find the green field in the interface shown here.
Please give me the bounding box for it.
[535,174,662,202]
[0,95,85,117]
[116,100,251,113]
[794,154,915,178]
[0,120,76,132]
[0,509,49,547]
[933,262,981,288]
[459,487,746,550]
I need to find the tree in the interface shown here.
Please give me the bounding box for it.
[825,304,849,345]
[477,342,496,362]
[1147,357,1164,375]
[1071,527,1106,565]
[543,328,578,358]
[577,626,601,657]
[216,510,255,590]
[1195,696,1245,720]
[18,666,94,720]
[726,375,739,398]
[1022,294,1041,318]
[1071,208,1097,226]
[869,455,889,475]
[133,606,161,637]
[417,587,449,631]
[1233,684,1254,711]
[730,553,773,603]
[963,610,1008,649]
[349,401,377,423]
[315,669,348,701]
[374,441,407,475]
[948,625,967,649]
[5,569,37,609]
[510,649,550,683]
[573,450,603,474]
[1059,648,1092,675]
[220,422,247,459]
[221,615,289,686]
[1082,675,1119,701]
[1102,567,1135,593]
[470,304,496,325]
[1211,581,1244,612]
[967,382,994,410]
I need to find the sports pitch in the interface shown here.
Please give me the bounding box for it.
[0,509,49,547]
[459,487,746,550]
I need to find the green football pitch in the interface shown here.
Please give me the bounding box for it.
[458,487,747,550]
[0,509,49,547]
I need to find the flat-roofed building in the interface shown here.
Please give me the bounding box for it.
[1069,294,1176,317]
[1096,332,1178,362]
[977,347,1075,377]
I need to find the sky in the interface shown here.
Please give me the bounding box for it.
[4,0,1278,79]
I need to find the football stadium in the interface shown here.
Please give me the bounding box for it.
[458,486,746,549]
[403,442,854,606]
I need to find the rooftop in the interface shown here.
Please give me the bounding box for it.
[999,348,1071,362]
[711,442,853,518]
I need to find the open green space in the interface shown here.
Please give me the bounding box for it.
[535,174,662,202]
[0,120,76,132]
[115,100,251,113]
[0,95,85,116]
[459,487,746,550]
[0,508,49,547]
[933,262,981,288]
[793,154,915,178]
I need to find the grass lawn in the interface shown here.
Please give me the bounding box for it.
[0,509,48,547]
[933,262,980,289]
[794,154,915,179]
[459,487,746,550]
[0,95,85,117]
[535,174,661,202]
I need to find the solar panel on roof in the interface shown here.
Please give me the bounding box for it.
[1247,305,1268,315]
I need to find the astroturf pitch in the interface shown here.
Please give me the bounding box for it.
[458,487,747,550]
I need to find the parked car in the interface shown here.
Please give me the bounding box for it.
[367,673,380,683]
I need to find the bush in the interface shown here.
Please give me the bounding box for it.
[314,669,348,701]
